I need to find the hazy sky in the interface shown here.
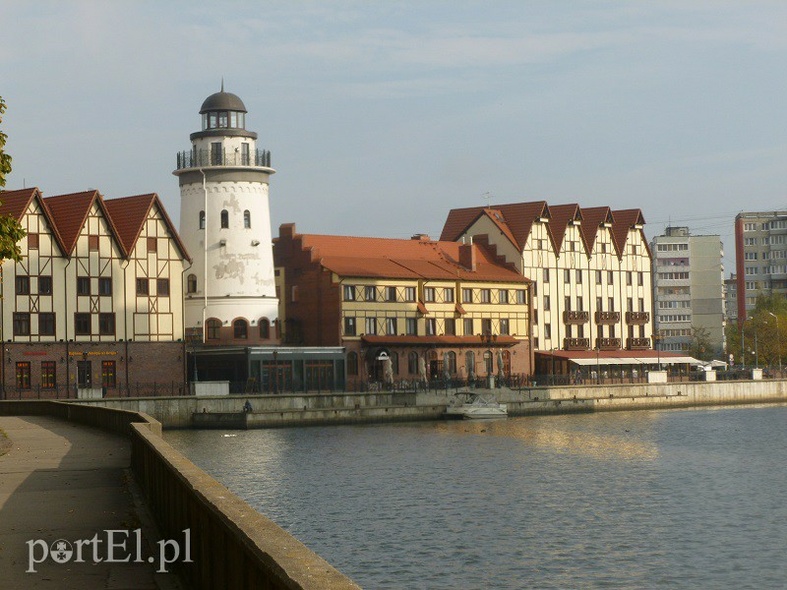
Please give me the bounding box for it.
[3,1,787,271]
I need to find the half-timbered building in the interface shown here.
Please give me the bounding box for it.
[0,188,190,397]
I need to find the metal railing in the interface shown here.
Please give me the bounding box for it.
[175,148,271,170]
[1,382,187,400]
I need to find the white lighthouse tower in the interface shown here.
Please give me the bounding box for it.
[175,85,279,344]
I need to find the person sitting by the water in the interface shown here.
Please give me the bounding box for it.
[243,400,253,413]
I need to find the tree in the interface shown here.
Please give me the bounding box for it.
[688,325,713,361]
[0,95,26,262]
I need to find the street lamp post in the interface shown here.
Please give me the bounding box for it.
[768,312,781,373]
[595,346,600,385]
[551,347,556,385]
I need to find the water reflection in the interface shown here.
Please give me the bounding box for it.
[166,405,787,590]
[431,416,660,461]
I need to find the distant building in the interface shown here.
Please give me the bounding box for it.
[651,226,725,356]
[439,203,654,365]
[0,188,190,397]
[725,273,738,323]
[273,224,533,384]
[734,211,787,322]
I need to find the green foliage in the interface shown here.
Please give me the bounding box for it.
[688,325,714,361]
[0,95,26,262]
[727,299,787,368]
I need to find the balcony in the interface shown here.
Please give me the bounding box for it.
[563,310,589,324]
[627,337,651,350]
[594,311,620,325]
[625,311,650,324]
[563,337,590,351]
[175,148,272,170]
[596,337,621,350]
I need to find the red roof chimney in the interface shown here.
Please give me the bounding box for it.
[459,239,477,271]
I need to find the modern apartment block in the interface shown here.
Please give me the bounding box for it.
[734,211,787,322]
[440,202,653,356]
[651,226,725,355]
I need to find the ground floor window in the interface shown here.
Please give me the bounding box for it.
[41,361,56,389]
[16,362,31,389]
[102,360,116,388]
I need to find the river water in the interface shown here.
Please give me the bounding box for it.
[165,405,787,589]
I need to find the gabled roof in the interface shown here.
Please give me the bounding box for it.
[285,231,528,283]
[104,193,191,262]
[440,201,550,251]
[42,190,124,257]
[0,187,66,254]
[547,203,583,255]
[579,206,615,254]
[610,209,647,258]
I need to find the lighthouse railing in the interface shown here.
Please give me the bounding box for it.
[176,148,271,170]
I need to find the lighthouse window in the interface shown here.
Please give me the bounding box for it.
[208,113,217,128]
[230,112,237,128]
[199,211,205,229]
[244,210,251,228]
[241,143,250,165]
[211,143,222,165]
[219,112,228,128]
[220,210,229,229]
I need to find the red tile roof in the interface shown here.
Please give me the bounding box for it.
[284,229,529,283]
[578,206,614,253]
[0,187,66,253]
[440,201,550,250]
[104,193,190,261]
[611,209,648,258]
[546,203,582,255]
[3,187,189,261]
[441,201,651,262]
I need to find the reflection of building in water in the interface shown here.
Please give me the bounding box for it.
[431,417,660,461]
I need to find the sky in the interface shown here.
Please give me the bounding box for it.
[2,1,787,272]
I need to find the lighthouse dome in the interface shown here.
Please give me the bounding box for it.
[200,91,247,114]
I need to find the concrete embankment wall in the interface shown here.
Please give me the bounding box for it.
[0,400,361,590]
[69,379,787,429]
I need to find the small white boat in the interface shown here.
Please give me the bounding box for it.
[445,392,508,419]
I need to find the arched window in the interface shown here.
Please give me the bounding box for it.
[198,211,205,230]
[187,274,197,294]
[259,318,270,339]
[347,352,359,376]
[465,351,476,379]
[445,351,456,374]
[220,210,229,229]
[233,319,248,339]
[243,210,251,229]
[206,318,221,340]
[408,351,419,375]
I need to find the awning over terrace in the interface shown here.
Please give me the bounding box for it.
[536,349,702,368]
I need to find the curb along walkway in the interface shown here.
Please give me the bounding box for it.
[0,416,176,589]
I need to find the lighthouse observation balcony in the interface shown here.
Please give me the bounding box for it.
[175,148,271,171]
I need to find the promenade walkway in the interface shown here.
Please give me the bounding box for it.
[0,415,180,589]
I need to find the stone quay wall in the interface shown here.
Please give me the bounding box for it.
[66,379,787,429]
[0,400,361,590]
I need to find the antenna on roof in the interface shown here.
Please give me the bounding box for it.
[482,192,493,206]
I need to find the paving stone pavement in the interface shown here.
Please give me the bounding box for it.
[0,415,182,589]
